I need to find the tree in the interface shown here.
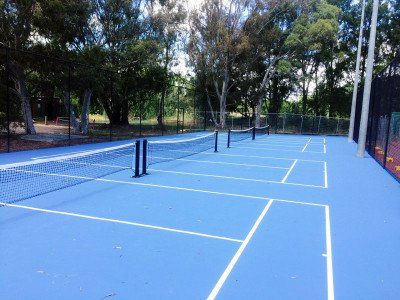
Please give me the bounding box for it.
[188,0,252,128]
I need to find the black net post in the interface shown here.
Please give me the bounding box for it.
[134,140,141,177]
[214,130,218,152]
[227,130,231,148]
[252,127,256,140]
[6,47,10,152]
[142,139,148,175]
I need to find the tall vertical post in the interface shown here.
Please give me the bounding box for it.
[348,0,366,142]
[109,73,113,141]
[357,0,379,157]
[252,126,256,140]
[5,47,10,152]
[227,130,231,148]
[214,130,218,152]
[142,139,147,175]
[68,64,71,145]
[139,98,142,138]
[134,140,141,177]
[203,94,207,131]
[182,108,185,133]
[176,87,180,134]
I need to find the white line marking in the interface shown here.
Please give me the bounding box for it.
[1,202,243,243]
[324,144,327,154]
[150,156,289,170]
[148,168,289,184]
[5,169,327,206]
[323,138,326,144]
[169,150,326,163]
[324,162,328,188]
[281,160,298,183]
[207,200,274,300]
[229,145,325,153]
[302,143,308,152]
[325,206,335,300]
[148,168,324,188]
[308,137,312,142]
[231,146,304,152]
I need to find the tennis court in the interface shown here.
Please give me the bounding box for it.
[1,131,400,299]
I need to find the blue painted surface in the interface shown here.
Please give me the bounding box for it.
[1,132,400,299]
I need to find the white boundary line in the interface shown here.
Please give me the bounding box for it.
[324,144,327,154]
[5,169,327,207]
[1,202,243,243]
[324,162,328,188]
[146,168,324,188]
[281,160,298,183]
[325,206,335,300]
[207,200,274,300]
[302,143,308,152]
[230,146,325,153]
[150,156,290,170]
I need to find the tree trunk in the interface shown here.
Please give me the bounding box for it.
[157,86,167,128]
[81,89,92,135]
[255,99,262,127]
[254,60,275,128]
[10,63,36,134]
[62,91,81,133]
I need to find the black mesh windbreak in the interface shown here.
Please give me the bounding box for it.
[354,54,400,182]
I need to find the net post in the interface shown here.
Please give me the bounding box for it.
[252,127,256,140]
[214,130,218,152]
[227,130,231,148]
[133,140,141,178]
[142,139,148,175]
[267,125,270,135]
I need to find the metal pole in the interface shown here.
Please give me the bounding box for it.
[182,108,185,133]
[68,64,71,145]
[176,88,180,134]
[139,98,142,138]
[348,0,366,142]
[109,74,113,141]
[6,47,10,152]
[357,0,379,157]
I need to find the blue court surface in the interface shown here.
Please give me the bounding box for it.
[1,132,399,299]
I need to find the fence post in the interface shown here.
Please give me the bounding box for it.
[300,116,304,134]
[139,98,142,138]
[336,118,340,134]
[282,113,286,133]
[182,108,185,134]
[68,64,71,145]
[383,65,395,169]
[317,116,322,134]
[109,73,113,141]
[5,47,10,152]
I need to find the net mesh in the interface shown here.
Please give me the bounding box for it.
[228,127,254,147]
[0,143,135,205]
[255,125,269,136]
[146,133,216,167]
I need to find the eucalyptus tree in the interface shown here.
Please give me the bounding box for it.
[188,0,253,128]
[148,0,186,128]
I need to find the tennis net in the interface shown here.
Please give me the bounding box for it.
[142,132,217,174]
[227,127,254,147]
[0,143,138,205]
[255,125,270,136]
